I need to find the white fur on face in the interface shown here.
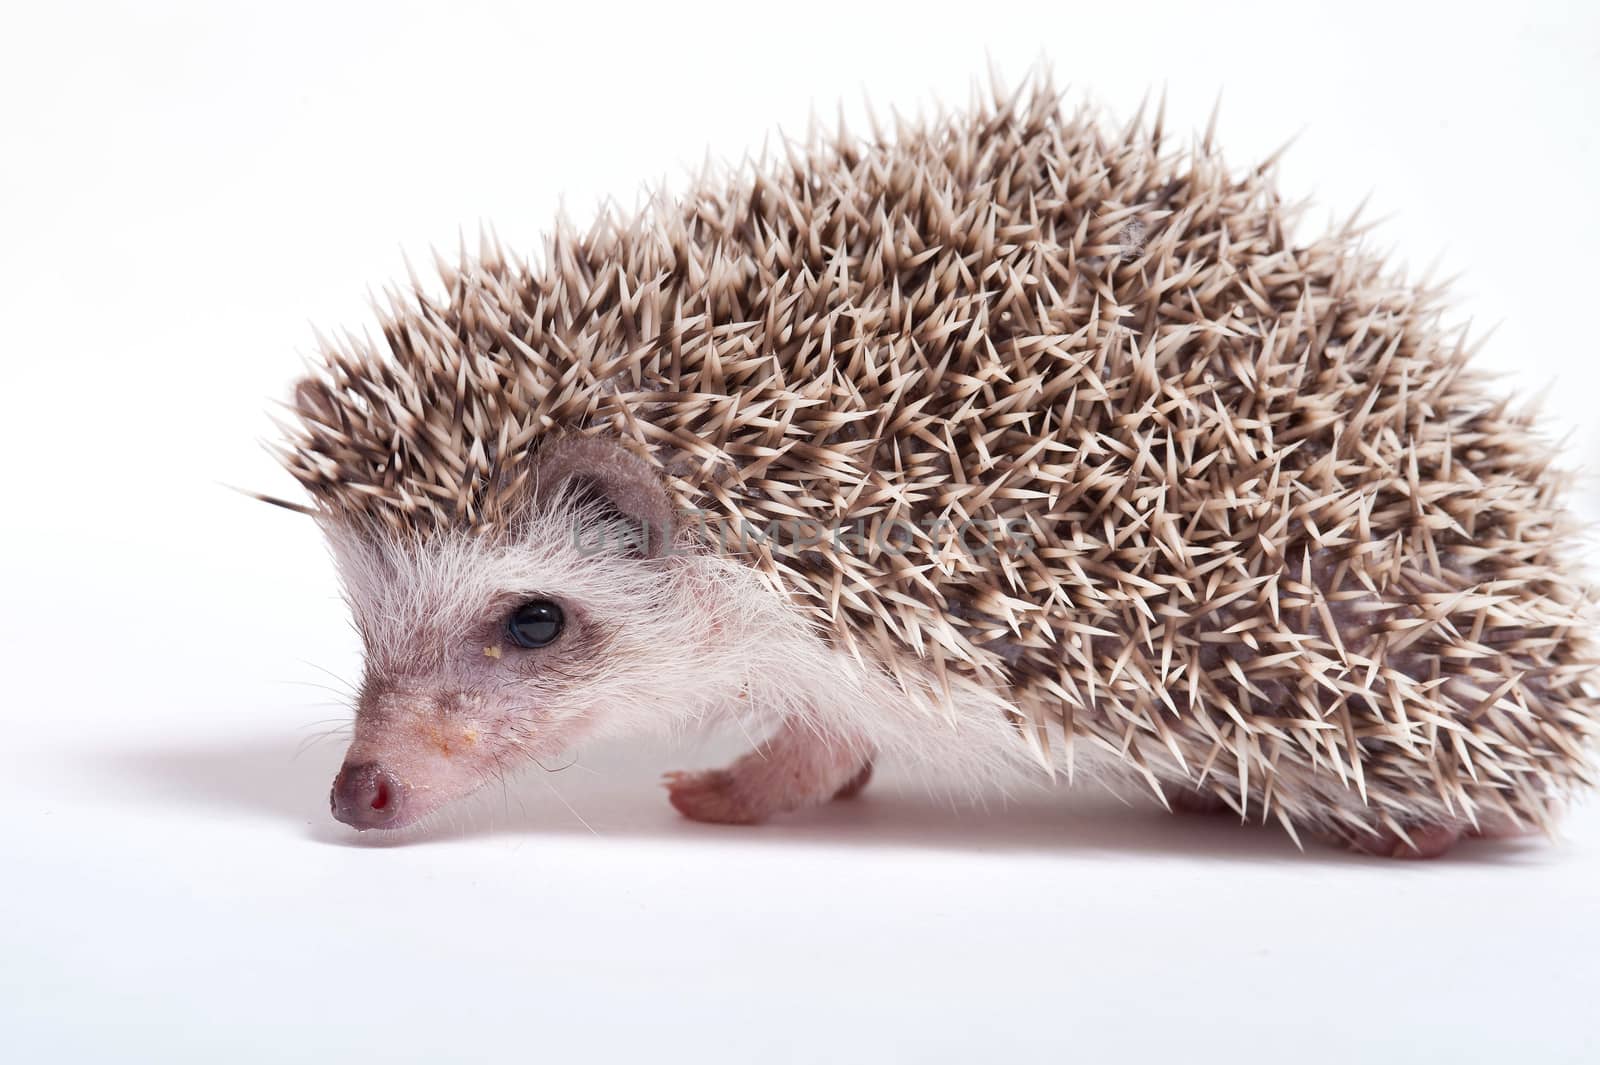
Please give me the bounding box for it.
[325,494,723,826]
[321,491,1062,829]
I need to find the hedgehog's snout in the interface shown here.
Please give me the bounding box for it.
[330,761,406,830]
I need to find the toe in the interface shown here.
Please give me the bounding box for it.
[664,769,767,825]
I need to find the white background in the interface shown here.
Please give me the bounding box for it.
[3,1,1599,1061]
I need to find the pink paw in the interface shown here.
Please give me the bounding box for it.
[1333,822,1463,859]
[663,770,769,825]
[1166,785,1472,858]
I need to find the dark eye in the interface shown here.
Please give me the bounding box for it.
[507,600,564,648]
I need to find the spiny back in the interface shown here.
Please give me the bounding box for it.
[281,75,1598,832]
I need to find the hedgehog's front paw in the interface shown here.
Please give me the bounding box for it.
[663,769,772,825]
[664,721,872,826]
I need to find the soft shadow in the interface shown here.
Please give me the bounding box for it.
[98,729,344,830]
[96,730,1549,867]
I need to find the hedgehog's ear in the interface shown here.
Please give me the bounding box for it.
[531,436,675,558]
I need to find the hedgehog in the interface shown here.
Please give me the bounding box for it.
[266,73,1600,857]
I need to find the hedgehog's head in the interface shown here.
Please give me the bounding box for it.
[322,436,698,831]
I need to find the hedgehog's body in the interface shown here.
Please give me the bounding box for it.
[279,78,1599,854]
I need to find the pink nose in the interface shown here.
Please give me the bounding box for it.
[330,762,405,829]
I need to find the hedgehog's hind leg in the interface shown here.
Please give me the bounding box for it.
[1320,821,1465,859]
[664,720,872,825]
[1320,813,1539,858]
[1164,782,1473,858]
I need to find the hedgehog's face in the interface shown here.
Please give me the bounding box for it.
[324,437,687,831]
